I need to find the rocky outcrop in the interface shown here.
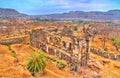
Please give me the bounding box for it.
[0,36,27,45]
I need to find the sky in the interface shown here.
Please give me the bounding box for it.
[0,0,120,15]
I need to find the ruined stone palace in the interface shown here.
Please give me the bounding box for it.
[30,26,90,72]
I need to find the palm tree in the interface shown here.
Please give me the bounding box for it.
[27,53,46,78]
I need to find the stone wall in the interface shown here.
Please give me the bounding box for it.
[30,28,87,72]
[30,29,85,55]
[90,48,120,61]
[0,36,27,45]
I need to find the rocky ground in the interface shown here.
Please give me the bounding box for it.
[0,40,120,78]
[0,20,120,78]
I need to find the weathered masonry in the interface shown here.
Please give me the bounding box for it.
[91,48,120,61]
[0,36,27,45]
[30,27,88,72]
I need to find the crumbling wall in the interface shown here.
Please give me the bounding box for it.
[90,48,120,61]
[30,28,87,72]
[0,36,27,45]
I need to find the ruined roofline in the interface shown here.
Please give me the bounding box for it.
[31,28,86,44]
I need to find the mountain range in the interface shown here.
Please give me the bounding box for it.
[0,8,27,18]
[0,8,120,20]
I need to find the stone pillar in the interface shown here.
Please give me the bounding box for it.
[80,45,87,66]
[84,35,91,66]
[46,46,49,53]
[70,55,81,73]
[81,52,86,66]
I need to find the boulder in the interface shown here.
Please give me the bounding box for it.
[83,71,101,78]
[116,55,120,61]
[103,52,109,58]
[109,53,116,60]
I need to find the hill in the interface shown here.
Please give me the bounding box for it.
[0,8,27,19]
[37,10,120,20]
[0,8,120,20]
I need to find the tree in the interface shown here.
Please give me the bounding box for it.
[74,26,78,31]
[27,53,46,78]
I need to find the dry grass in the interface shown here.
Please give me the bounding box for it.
[0,44,33,78]
[90,53,120,78]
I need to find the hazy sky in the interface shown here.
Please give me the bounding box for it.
[0,0,120,15]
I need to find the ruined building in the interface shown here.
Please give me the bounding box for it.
[30,26,90,73]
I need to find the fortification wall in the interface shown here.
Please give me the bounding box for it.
[90,48,120,61]
[0,36,27,45]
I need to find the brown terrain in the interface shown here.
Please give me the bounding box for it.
[0,19,120,78]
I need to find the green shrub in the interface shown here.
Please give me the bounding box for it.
[74,26,78,31]
[57,61,59,64]
[8,45,12,51]
[45,56,66,68]
[31,29,36,32]
[111,38,115,41]
[115,40,120,46]
[29,47,66,69]
[19,32,23,35]
[29,46,36,52]
[59,62,66,68]
[104,47,108,51]
[112,37,120,46]
[12,52,17,58]
[52,59,56,62]
[27,53,46,77]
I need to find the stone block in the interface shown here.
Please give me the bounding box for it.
[103,52,109,58]
[48,47,55,55]
[109,53,116,60]
[116,55,120,61]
